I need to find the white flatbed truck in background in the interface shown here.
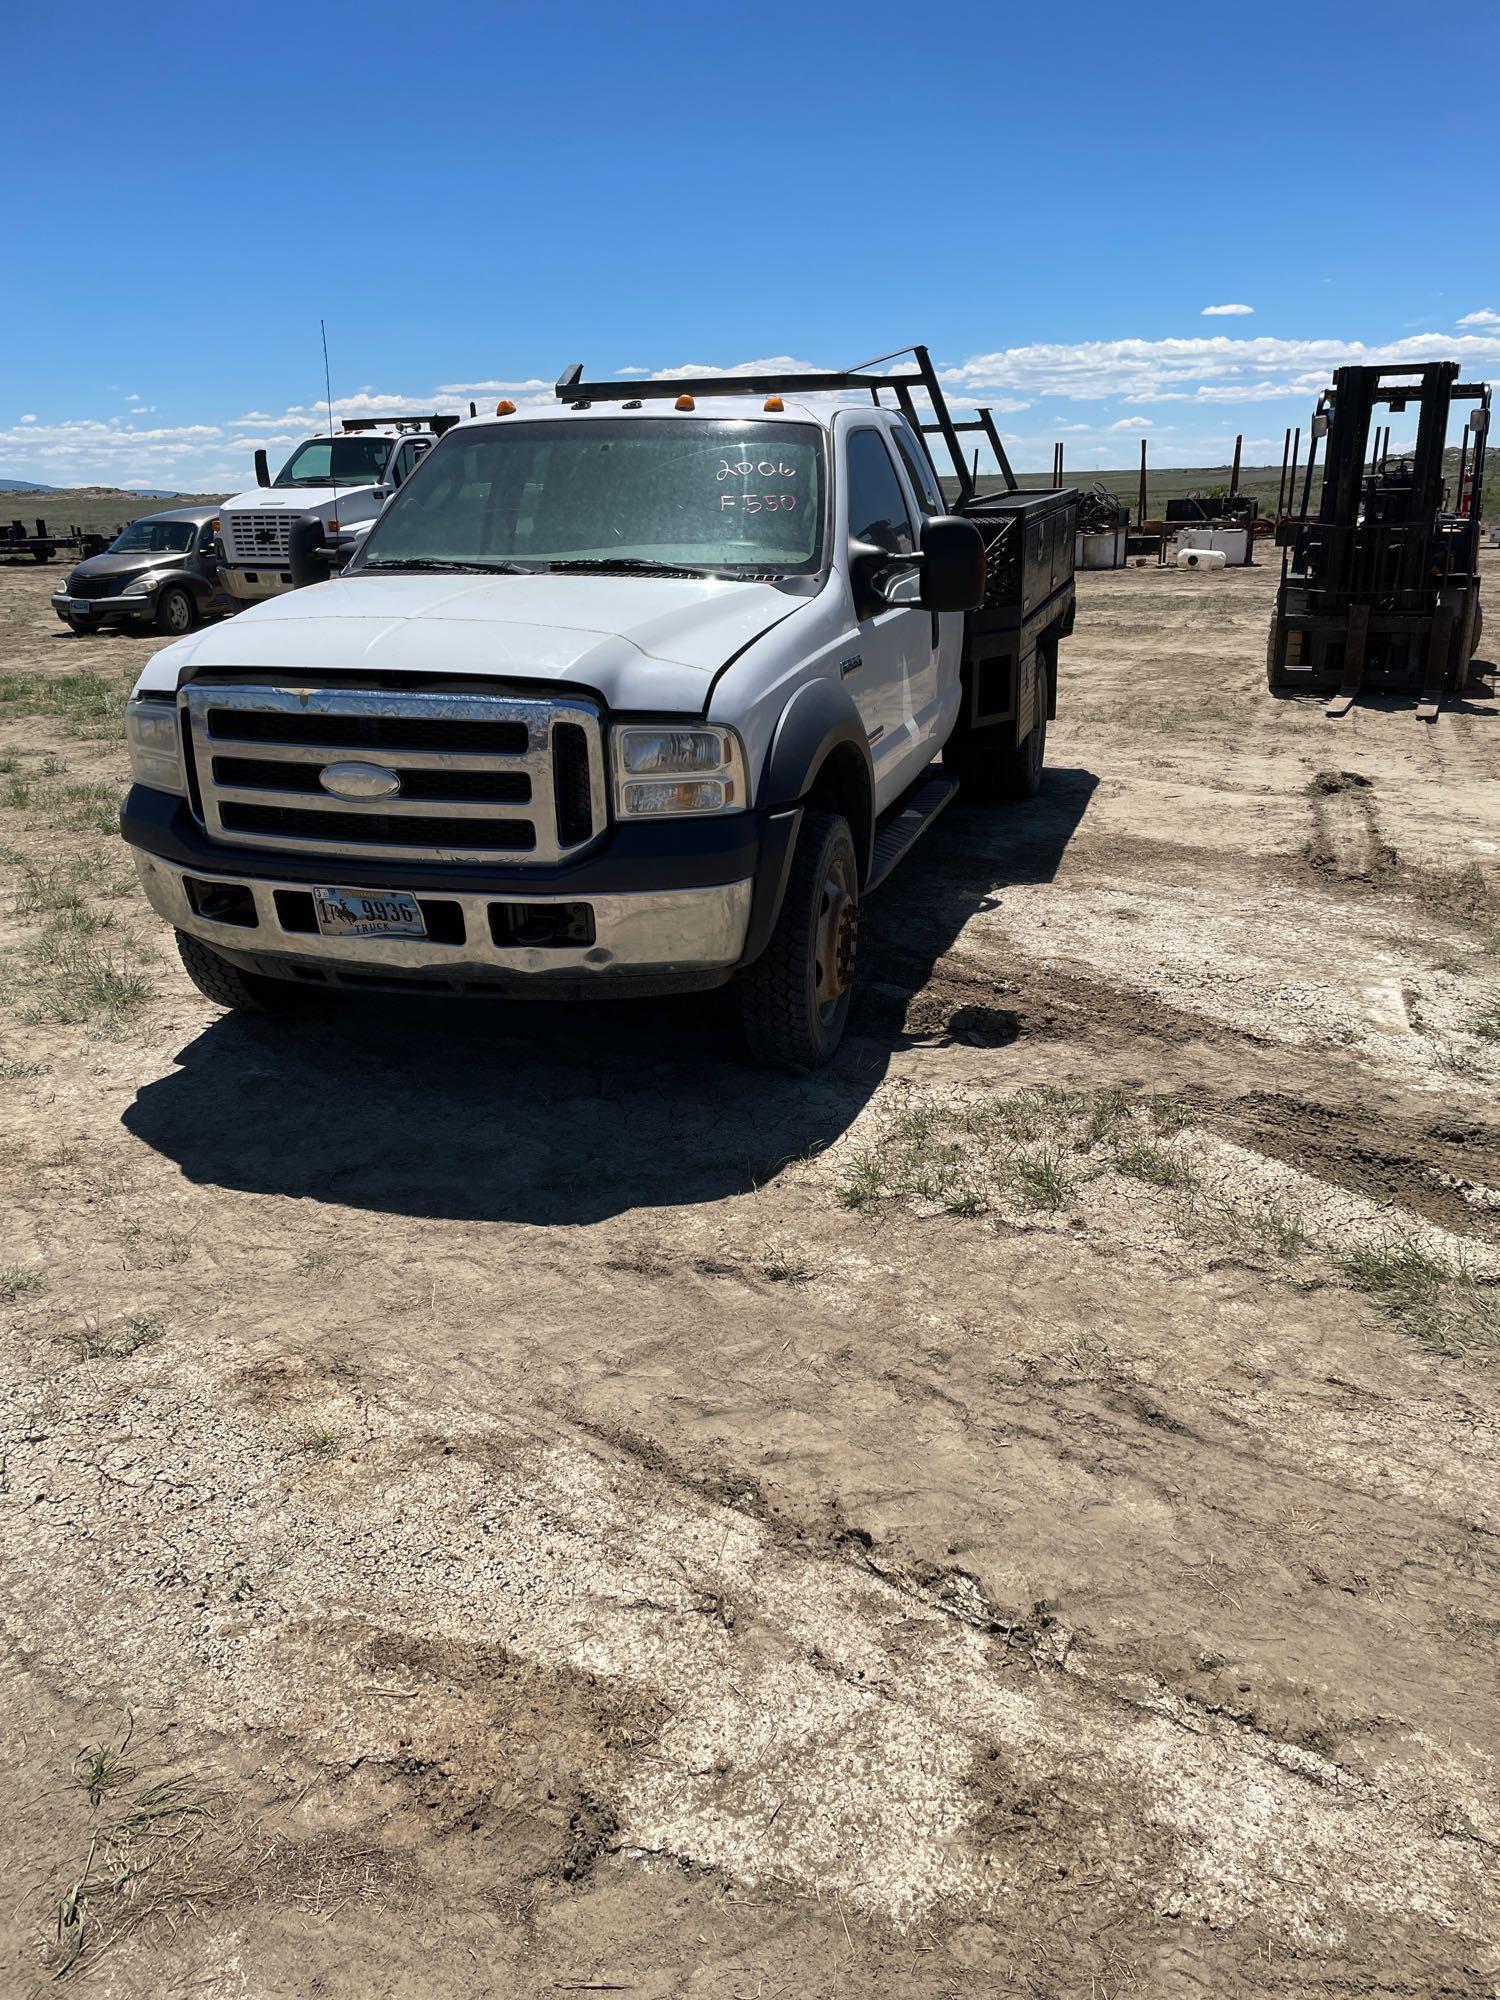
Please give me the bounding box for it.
[216,415,460,605]
[122,349,1077,1068]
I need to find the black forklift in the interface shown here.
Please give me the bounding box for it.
[1267,361,1489,719]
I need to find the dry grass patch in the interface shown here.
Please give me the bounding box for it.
[1340,1238,1500,1359]
[0,667,131,738]
[836,1086,1198,1221]
[21,919,153,1028]
[44,1741,220,1982]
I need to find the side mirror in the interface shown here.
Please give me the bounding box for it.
[847,538,896,622]
[917,515,986,614]
[288,513,332,589]
[254,448,271,489]
[372,482,392,501]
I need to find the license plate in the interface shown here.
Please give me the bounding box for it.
[313,886,426,940]
[68,598,91,614]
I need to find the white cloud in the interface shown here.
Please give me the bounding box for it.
[0,416,225,490]
[1202,303,1254,317]
[941,330,1500,406]
[1458,308,1500,327]
[20,325,1500,488]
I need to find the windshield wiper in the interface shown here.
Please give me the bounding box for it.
[360,557,534,574]
[535,556,713,577]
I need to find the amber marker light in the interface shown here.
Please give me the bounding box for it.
[495,399,517,415]
[675,394,695,411]
[763,396,784,411]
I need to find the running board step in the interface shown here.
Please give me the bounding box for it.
[865,774,959,894]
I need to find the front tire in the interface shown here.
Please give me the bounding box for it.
[176,931,301,1013]
[155,585,196,636]
[740,810,860,1071]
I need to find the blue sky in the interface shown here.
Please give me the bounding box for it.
[3,0,1495,489]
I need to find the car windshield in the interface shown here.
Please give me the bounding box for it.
[273,436,393,488]
[109,520,196,553]
[353,418,825,575]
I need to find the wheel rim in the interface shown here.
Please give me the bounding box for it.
[164,592,190,632]
[813,848,859,1021]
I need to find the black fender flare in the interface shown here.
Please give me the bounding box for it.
[736,677,875,970]
[757,676,875,876]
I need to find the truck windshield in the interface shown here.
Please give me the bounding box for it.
[274,437,393,488]
[354,418,825,576]
[110,520,196,553]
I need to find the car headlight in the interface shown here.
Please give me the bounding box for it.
[125,695,187,795]
[612,724,746,818]
[119,573,158,597]
[53,575,74,596]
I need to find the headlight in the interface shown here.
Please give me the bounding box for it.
[119,573,158,597]
[125,696,187,796]
[612,724,746,819]
[53,575,74,596]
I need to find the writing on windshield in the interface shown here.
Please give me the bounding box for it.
[355,419,824,575]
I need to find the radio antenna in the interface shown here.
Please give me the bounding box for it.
[321,317,340,533]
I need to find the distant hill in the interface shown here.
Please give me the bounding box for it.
[1,478,190,498]
[0,484,227,535]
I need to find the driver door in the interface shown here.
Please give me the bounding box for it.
[839,423,931,811]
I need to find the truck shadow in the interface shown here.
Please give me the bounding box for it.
[123,767,1098,1224]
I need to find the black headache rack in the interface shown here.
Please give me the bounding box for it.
[555,345,1020,504]
[340,413,463,438]
[1268,361,1490,719]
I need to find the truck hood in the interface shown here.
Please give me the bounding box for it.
[221,486,365,513]
[133,570,807,714]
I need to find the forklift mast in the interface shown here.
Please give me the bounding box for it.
[1268,361,1490,718]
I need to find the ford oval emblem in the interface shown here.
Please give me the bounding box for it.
[318,760,401,801]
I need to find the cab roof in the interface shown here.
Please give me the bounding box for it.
[452,394,854,432]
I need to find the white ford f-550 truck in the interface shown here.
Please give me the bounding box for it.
[217,415,459,605]
[122,349,1076,1068]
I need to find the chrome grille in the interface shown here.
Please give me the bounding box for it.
[224,510,294,564]
[180,684,607,864]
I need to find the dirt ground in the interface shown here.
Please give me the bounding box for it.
[1,545,1498,2000]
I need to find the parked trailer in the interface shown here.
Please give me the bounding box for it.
[1268,361,1490,719]
[1,517,125,563]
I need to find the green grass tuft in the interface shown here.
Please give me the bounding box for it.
[1341,1237,1500,1357]
[762,1248,813,1285]
[1114,1139,1198,1191]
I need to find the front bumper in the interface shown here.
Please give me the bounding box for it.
[54,593,152,626]
[122,786,799,998]
[220,564,293,602]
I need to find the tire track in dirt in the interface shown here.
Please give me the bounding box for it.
[3,1360,1496,1970]
[864,945,1500,1239]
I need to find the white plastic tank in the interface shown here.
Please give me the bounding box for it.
[1175,524,1248,564]
[1176,545,1228,570]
